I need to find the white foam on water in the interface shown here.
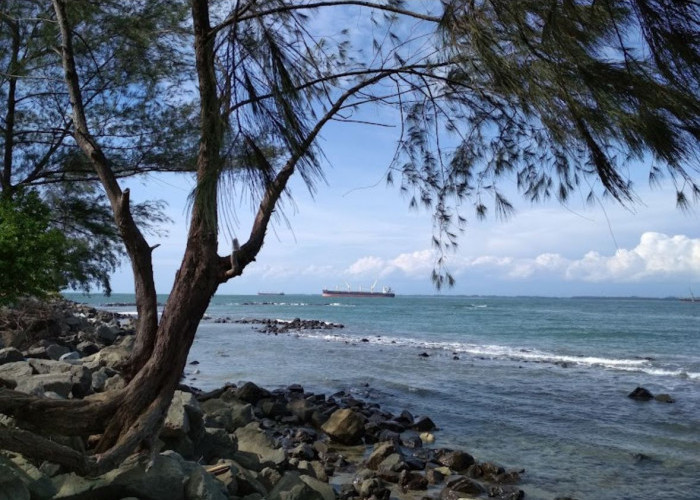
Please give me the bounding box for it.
[294,330,697,380]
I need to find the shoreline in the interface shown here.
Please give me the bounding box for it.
[0,298,528,499]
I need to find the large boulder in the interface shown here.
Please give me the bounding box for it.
[14,360,91,398]
[321,409,366,445]
[51,452,227,500]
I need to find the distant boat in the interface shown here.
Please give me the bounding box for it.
[679,288,697,302]
[322,283,395,298]
[257,292,285,296]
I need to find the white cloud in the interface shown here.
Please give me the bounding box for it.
[344,232,700,285]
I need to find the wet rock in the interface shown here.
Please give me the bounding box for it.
[440,475,485,499]
[628,386,654,401]
[237,381,271,404]
[436,449,475,472]
[654,393,674,403]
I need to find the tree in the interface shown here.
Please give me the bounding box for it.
[0,189,69,304]
[0,0,697,475]
[0,0,192,295]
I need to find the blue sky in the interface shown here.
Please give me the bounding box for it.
[112,114,700,298]
[104,4,699,298]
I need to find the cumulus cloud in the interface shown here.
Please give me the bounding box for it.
[345,250,434,277]
[345,232,700,284]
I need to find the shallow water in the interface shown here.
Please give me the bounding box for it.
[73,293,700,500]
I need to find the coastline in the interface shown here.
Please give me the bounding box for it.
[0,298,528,500]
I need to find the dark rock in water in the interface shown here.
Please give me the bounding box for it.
[189,360,199,365]
[418,352,429,357]
[440,476,485,499]
[488,485,525,499]
[628,386,654,401]
[436,449,475,472]
[654,393,674,403]
[411,415,437,432]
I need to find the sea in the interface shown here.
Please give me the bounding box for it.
[67,293,700,500]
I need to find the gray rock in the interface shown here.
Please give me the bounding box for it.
[366,442,399,470]
[234,422,286,467]
[321,408,366,445]
[299,474,336,500]
[184,466,228,500]
[46,344,70,361]
[267,471,325,500]
[82,343,131,370]
[52,453,190,500]
[162,390,201,438]
[0,347,24,365]
[95,324,119,343]
[0,361,34,388]
[14,362,91,398]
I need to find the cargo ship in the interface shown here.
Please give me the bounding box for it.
[322,285,395,298]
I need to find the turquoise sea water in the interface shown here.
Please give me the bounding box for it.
[70,293,700,500]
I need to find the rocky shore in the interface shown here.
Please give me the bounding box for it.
[0,299,527,500]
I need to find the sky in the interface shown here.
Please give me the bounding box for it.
[111,114,700,298]
[103,3,700,298]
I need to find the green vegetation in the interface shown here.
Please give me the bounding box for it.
[0,189,67,304]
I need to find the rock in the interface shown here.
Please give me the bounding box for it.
[234,422,286,467]
[411,415,437,432]
[162,390,202,439]
[366,442,400,470]
[198,427,238,463]
[0,361,33,388]
[52,453,191,500]
[184,466,228,500]
[13,362,91,399]
[267,471,326,500]
[321,409,366,445]
[236,381,271,404]
[76,341,100,356]
[46,343,70,360]
[628,386,654,400]
[0,347,24,365]
[95,324,119,343]
[436,449,475,472]
[654,393,675,403]
[299,474,336,500]
[440,476,485,499]
[81,343,131,370]
[0,454,56,500]
[399,430,422,448]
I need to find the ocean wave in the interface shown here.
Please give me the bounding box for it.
[296,331,698,380]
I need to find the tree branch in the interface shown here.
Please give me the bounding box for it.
[220,70,395,279]
[52,0,159,374]
[211,1,442,38]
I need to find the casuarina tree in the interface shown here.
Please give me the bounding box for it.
[0,0,697,475]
